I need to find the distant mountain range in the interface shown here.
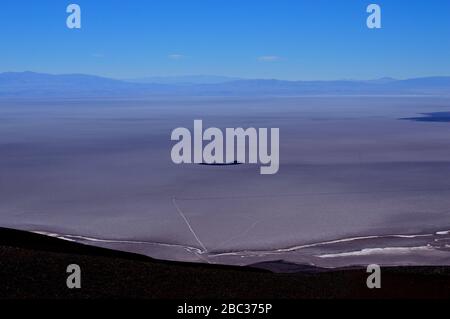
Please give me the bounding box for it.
[126,75,242,85]
[1,72,450,98]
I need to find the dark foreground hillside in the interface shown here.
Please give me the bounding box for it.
[0,227,449,299]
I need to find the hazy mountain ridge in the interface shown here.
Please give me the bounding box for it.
[126,75,242,85]
[0,72,174,97]
[1,72,449,98]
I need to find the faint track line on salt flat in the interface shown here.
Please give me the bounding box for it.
[172,197,208,254]
[212,220,261,252]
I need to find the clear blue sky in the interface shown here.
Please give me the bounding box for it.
[1,0,449,80]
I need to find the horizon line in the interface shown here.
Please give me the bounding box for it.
[2,71,450,83]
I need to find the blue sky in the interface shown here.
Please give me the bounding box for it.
[1,0,449,80]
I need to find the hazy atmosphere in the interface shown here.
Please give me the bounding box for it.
[1,0,450,270]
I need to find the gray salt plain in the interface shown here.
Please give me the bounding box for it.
[0,96,449,268]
